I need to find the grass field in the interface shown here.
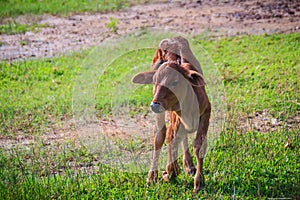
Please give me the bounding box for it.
[0,32,299,199]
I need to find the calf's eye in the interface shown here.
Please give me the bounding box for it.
[170,81,179,87]
[155,60,165,69]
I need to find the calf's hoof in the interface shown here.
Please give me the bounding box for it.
[147,170,158,185]
[162,171,169,182]
[193,177,205,194]
[165,162,180,180]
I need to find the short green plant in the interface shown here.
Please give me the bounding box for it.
[106,17,119,33]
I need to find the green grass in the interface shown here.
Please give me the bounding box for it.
[200,34,299,115]
[0,0,168,18]
[0,51,86,135]
[95,48,154,116]
[0,0,129,18]
[0,33,299,199]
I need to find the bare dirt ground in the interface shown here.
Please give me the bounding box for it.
[1,0,300,60]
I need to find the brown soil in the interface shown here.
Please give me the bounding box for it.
[237,110,300,133]
[0,119,79,149]
[1,0,299,60]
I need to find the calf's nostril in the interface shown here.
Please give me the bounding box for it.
[150,102,163,113]
[150,102,160,107]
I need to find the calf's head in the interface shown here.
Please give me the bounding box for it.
[132,62,205,114]
[151,36,186,70]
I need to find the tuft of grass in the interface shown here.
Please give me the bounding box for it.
[106,17,119,33]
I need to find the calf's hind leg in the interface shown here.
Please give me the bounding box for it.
[164,125,181,181]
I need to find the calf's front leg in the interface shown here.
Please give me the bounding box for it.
[182,136,196,175]
[147,113,166,184]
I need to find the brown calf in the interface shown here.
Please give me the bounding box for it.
[132,37,211,194]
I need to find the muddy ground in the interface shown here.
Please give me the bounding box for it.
[1,0,300,60]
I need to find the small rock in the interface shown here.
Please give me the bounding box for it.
[271,118,278,125]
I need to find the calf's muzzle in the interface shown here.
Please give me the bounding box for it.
[150,102,165,113]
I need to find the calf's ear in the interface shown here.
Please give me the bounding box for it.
[152,49,165,69]
[131,71,155,84]
[188,70,206,87]
[152,49,161,65]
